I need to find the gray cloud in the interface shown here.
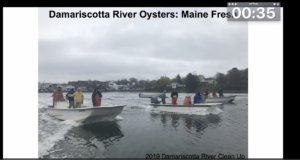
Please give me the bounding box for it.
[38,7,248,83]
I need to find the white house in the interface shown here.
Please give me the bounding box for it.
[171,82,186,88]
[39,83,51,90]
[80,86,88,91]
[201,78,217,85]
[66,85,75,91]
[117,85,129,90]
[55,83,68,91]
[108,82,119,90]
[171,83,177,89]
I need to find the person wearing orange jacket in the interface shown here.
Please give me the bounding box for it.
[92,88,102,107]
[183,95,192,105]
[52,86,64,107]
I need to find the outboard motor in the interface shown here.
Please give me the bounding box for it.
[151,97,161,104]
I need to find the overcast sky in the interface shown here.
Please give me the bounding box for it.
[38,7,248,83]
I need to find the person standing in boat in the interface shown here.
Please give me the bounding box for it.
[66,88,75,108]
[193,91,201,104]
[67,87,84,108]
[174,90,178,103]
[205,89,209,98]
[212,90,218,97]
[92,88,102,107]
[52,86,64,107]
[218,88,224,97]
[183,95,192,105]
[201,92,206,103]
[171,90,178,104]
[161,90,167,104]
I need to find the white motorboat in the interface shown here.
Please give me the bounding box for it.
[150,103,222,107]
[139,93,163,98]
[205,95,237,103]
[150,103,222,114]
[46,100,125,124]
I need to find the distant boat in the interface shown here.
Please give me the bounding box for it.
[139,93,163,98]
[150,103,222,107]
[150,103,222,114]
[46,100,125,124]
[206,95,237,103]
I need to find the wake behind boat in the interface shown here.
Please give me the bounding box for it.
[46,100,125,124]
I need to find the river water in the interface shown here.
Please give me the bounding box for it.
[38,92,248,158]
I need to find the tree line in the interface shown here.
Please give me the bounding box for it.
[111,67,247,92]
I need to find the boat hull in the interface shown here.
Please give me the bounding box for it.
[206,95,236,103]
[46,105,125,123]
[151,104,221,114]
[150,103,222,107]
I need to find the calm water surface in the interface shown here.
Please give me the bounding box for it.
[38,92,248,158]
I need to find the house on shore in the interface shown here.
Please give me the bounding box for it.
[200,78,217,85]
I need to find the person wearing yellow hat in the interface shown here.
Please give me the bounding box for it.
[67,87,84,108]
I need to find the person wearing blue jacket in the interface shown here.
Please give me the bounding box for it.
[193,91,202,104]
[66,88,75,108]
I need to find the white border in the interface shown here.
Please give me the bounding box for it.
[3,7,283,158]
[248,8,283,158]
[3,8,38,158]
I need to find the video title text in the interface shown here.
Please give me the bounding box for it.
[49,10,233,20]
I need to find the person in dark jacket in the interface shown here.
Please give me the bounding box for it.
[174,90,178,97]
[66,88,75,108]
[170,90,175,98]
[218,88,224,97]
[193,91,202,104]
[170,90,178,104]
[92,88,102,107]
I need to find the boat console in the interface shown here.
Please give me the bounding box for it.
[55,100,68,109]
[151,97,161,104]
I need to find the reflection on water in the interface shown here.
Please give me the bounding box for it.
[160,114,167,126]
[185,117,192,130]
[206,114,221,125]
[149,112,221,134]
[170,114,180,129]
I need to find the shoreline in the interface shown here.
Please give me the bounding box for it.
[38,90,248,93]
